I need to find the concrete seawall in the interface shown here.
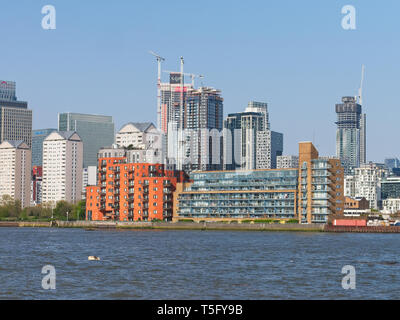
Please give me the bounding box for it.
[3,221,400,233]
[0,220,324,232]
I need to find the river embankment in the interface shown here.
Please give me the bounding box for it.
[0,220,324,232]
[2,220,400,233]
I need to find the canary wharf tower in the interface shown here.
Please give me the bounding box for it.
[335,96,366,174]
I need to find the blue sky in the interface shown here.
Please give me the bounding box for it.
[1,0,399,162]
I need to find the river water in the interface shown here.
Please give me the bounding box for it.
[0,227,399,299]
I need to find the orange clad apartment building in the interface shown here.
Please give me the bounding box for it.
[86,155,188,221]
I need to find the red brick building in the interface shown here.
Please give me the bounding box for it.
[32,165,43,205]
[85,156,188,221]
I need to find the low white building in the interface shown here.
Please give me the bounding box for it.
[42,131,83,206]
[382,199,400,214]
[0,140,31,208]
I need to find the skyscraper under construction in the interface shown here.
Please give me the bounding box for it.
[335,96,366,174]
[160,71,224,172]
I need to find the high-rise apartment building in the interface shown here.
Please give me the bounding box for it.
[344,175,356,198]
[335,96,366,174]
[224,101,282,170]
[0,140,31,208]
[32,129,57,166]
[160,73,193,134]
[183,87,224,171]
[58,113,114,167]
[163,84,224,172]
[353,162,388,209]
[0,81,32,148]
[277,155,299,169]
[42,131,83,205]
[115,122,165,164]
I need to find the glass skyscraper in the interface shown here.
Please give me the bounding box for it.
[32,129,57,166]
[0,80,32,148]
[58,113,115,167]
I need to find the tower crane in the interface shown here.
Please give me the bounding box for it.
[149,51,165,131]
[358,64,365,105]
[162,70,205,87]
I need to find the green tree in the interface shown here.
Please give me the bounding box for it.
[53,201,74,220]
[0,195,21,219]
[72,200,86,220]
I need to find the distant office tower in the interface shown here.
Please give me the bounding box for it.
[335,96,366,174]
[277,155,299,169]
[42,131,83,205]
[270,131,283,168]
[31,166,43,205]
[224,101,282,170]
[0,140,31,208]
[115,122,165,164]
[32,129,57,166]
[58,113,114,167]
[381,177,400,213]
[0,80,32,148]
[385,158,400,172]
[381,176,400,200]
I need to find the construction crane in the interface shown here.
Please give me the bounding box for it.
[162,70,204,87]
[149,51,165,131]
[357,64,365,105]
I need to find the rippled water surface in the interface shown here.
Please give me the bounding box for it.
[0,228,400,299]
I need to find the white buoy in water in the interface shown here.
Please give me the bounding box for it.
[88,256,100,261]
